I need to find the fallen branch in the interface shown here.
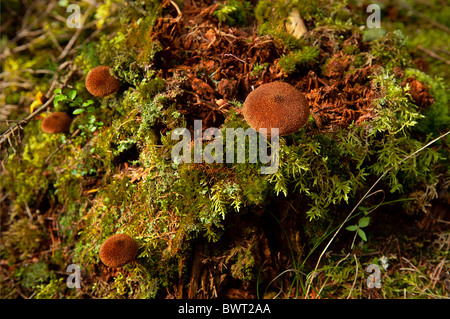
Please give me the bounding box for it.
[57,4,94,61]
[396,0,450,34]
[417,45,450,65]
[0,95,55,147]
[0,63,77,149]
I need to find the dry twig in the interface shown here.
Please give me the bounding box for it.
[417,45,450,65]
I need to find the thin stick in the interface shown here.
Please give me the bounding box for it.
[170,0,182,22]
[221,53,246,64]
[417,45,450,65]
[397,0,450,34]
[57,4,94,61]
[347,254,359,299]
[0,96,55,146]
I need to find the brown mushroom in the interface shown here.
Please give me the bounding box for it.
[99,234,138,268]
[41,112,72,134]
[85,66,121,97]
[242,82,310,136]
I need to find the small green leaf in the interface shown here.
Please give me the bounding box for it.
[346,225,358,232]
[358,216,371,228]
[358,228,367,241]
[68,90,77,100]
[73,108,85,115]
[87,106,95,113]
[53,94,66,106]
[358,206,369,215]
[53,88,62,94]
[82,100,94,107]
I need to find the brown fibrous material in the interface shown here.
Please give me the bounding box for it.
[85,66,121,97]
[242,82,310,136]
[41,112,72,134]
[401,77,434,108]
[99,234,139,268]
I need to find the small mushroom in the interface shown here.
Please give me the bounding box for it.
[41,112,72,134]
[85,66,121,97]
[99,234,138,268]
[242,81,309,136]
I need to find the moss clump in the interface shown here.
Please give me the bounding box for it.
[1,0,448,300]
[403,68,449,134]
[278,46,320,74]
[14,262,54,290]
[2,122,61,206]
[213,0,253,26]
[369,30,411,70]
[2,217,47,262]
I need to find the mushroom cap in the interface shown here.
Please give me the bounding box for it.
[99,234,138,268]
[85,66,121,97]
[41,112,72,134]
[242,82,310,136]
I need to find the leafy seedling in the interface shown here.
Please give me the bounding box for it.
[346,215,371,242]
[53,88,95,114]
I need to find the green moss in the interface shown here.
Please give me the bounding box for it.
[136,93,169,139]
[255,0,326,25]
[35,278,72,299]
[2,217,47,262]
[370,70,424,135]
[369,30,411,70]
[213,0,252,26]
[404,68,449,134]
[278,46,320,74]
[109,266,159,298]
[2,122,61,205]
[74,42,101,73]
[229,244,256,281]
[14,262,55,290]
[2,0,448,299]
[268,66,445,220]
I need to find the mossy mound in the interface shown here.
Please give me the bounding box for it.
[1,0,448,299]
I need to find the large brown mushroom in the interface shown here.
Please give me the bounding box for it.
[85,66,121,97]
[41,112,72,134]
[242,82,310,136]
[99,234,138,268]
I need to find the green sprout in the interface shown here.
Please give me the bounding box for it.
[53,88,95,114]
[345,215,370,242]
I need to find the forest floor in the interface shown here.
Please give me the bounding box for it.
[1,0,449,299]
